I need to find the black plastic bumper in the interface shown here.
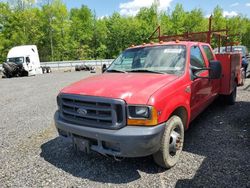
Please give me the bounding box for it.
[54,111,165,157]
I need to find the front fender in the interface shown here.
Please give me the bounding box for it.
[159,95,190,129]
[148,83,191,129]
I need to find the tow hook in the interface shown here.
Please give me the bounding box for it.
[98,152,124,162]
[113,155,125,162]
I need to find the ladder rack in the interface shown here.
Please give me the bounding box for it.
[148,16,240,52]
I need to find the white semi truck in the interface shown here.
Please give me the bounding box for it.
[2,45,50,78]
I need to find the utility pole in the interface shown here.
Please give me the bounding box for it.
[20,0,25,10]
[154,0,160,26]
[49,16,54,61]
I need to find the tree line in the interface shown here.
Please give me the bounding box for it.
[0,0,250,63]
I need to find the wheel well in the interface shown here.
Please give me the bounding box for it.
[170,107,188,130]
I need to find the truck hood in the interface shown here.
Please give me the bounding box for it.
[61,73,178,104]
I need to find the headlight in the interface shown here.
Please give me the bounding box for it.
[127,105,158,126]
[128,106,150,118]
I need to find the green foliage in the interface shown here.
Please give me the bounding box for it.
[170,4,187,34]
[212,6,227,30]
[184,8,206,32]
[0,1,250,63]
[241,21,250,50]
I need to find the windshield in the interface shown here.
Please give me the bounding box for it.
[7,57,24,64]
[107,45,186,75]
[214,46,247,56]
[232,46,246,56]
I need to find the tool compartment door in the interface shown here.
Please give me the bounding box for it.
[216,53,241,95]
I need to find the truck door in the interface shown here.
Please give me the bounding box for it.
[26,57,32,71]
[190,45,211,120]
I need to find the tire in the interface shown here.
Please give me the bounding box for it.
[153,115,184,169]
[247,72,250,78]
[3,62,16,73]
[246,64,250,78]
[42,67,46,74]
[225,83,237,105]
[241,69,245,85]
[21,71,28,77]
[242,64,248,79]
[80,65,85,71]
[46,67,51,73]
[3,62,18,77]
[2,73,8,78]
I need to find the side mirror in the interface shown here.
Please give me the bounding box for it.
[191,60,222,80]
[102,64,107,73]
[191,66,210,80]
[26,57,30,64]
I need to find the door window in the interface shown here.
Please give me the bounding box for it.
[190,46,206,68]
[202,45,214,61]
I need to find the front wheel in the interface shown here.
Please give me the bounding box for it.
[153,115,184,169]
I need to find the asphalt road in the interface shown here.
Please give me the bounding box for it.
[0,72,249,187]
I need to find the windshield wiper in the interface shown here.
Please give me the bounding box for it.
[128,69,165,74]
[106,69,127,73]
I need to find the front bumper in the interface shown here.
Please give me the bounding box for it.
[54,111,165,157]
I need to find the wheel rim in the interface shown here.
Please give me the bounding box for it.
[169,126,182,157]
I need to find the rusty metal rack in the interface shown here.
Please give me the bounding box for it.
[149,16,240,52]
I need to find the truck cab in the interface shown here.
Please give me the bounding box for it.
[3,45,42,78]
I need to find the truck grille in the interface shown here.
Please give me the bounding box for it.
[58,94,126,129]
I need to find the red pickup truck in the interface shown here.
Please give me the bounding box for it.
[55,41,242,168]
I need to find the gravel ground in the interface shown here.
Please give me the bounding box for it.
[0,72,249,188]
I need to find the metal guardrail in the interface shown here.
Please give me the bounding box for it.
[0,59,114,71]
[40,59,114,69]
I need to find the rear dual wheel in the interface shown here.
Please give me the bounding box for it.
[224,83,237,105]
[153,115,184,169]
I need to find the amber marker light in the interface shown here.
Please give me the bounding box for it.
[127,106,158,126]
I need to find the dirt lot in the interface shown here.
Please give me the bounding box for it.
[0,72,249,187]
